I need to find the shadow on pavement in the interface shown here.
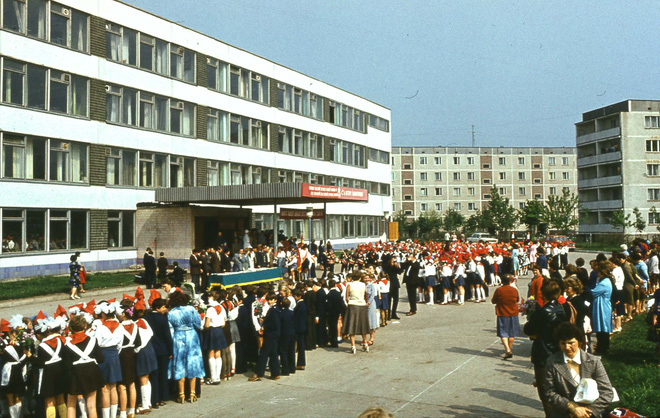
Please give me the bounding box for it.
[436,404,521,417]
[472,387,540,410]
[445,346,500,358]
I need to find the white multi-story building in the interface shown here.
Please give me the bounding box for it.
[391,146,577,225]
[0,0,391,279]
[576,100,660,235]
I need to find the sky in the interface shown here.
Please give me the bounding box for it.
[124,0,660,148]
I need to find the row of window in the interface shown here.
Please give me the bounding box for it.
[411,185,571,198]
[412,156,571,167]
[329,138,366,168]
[252,214,383,240]
[0,208,135,255]
[368,148,389,164]
[207,109,269,150]
[106,23,195,83]
[329,101,365,133]
[107,148,195,188]
[645,116,660,129]
[2,57,88,116]
[106,84,195,136]
[2,133,87,182]
[278,127,323,159]
[206,57,269,105]
[2,0,88,52]
[276,82,323,120]
[410,171,571,182]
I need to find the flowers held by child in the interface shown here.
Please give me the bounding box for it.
[519,296,540,317]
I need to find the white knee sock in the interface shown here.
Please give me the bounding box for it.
[141,383,151,408]
[110,404,118,418]
[9,403,21,418]
[208,358,216,381]
[215,357,223,381]
[427,291,434,304]
[101,408,110,418]
[480,287,486,300]
[229,343,236,370]
[127,408,135,416]
[78,397,88,418]
[119,412,127,418]
[459,293,464,304]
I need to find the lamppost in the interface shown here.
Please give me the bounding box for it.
[383,210,390,242]
[306,206,314,247]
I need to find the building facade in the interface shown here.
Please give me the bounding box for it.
[576,100,660,235]
[391,146,577,225]
[0,0,391,279]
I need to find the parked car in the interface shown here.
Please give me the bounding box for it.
[544,235,576,251]
[467,232,498,243]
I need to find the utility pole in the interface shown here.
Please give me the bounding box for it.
[471,125,476,147]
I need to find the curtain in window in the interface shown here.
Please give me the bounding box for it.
[310,97,318,119]
[123,89,136,125]
[25,137,33,179]
[182,104,193,136]
[5,142,25,178]
[155,97,168,131]
[106,157,116,184]
[107,94,120,122]
[71,11,87,51]
[155,40,168,75]
[71,77,87,116]
[51,150,68,182]
[218,111,228,141]
[207,113,218,140]
[27,0,46,39]
[284,85,292,111]
[9,0,26,32]
[107,32,120,61]
[71,143,86,182]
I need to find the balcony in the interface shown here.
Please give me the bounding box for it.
[576,127,621,145]
[577,151,621,167]
[579,223,619,234]
[580,199,623,211]
[578,175,622,189]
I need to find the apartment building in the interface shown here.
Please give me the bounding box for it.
[0,0,391,279]
[391,146,577,225]
[576,100,660,235]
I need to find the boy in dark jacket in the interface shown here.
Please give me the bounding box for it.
[292,290,307,370]
[278,298,296,376]
[325,279,346,348]
[143,298,173,406]
[249,293,280,381]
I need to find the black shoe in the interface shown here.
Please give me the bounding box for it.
[391,315,401,320]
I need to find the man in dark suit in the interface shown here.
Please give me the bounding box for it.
[143,298,173,406]
[544,322,614,418]
[401,253,421,316]
[278,298,296,376]
[325,279,346,348]
[201,249,212,291]
[189,249,203,292]
[383,253,402,319]
[249,292,281,381]
[157,252,168,283]
[315,280,328,347]
[219,248,231,272]
[143,248,157,289]
[292,290,307,370]
[210,247,220,274]
[303,280,318,350]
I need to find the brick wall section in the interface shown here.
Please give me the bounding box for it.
[89,144,108,186]
[89,16,106,58]
[323,98,331,123]
[269,124,279,153]
[136,206,194,262]
[196,158,207,186]
[324,136,332,162]
[269,78,278,108]
[196,53,207,88]
[90,209,108,250]
[196,105,208,140]
[90,79,106,122]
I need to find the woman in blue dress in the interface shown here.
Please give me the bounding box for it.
[365,274,378,346]
[167,291,205,403]
[511,244,520,276]
[69,255,81,300]
[592,260,614,355]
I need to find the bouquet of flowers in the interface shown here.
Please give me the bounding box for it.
[15,328,37,351]
[519,296,540,317]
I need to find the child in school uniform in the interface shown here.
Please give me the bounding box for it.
[278,298,296,376]
[116,300,138,418]
[377,273,390,326]
[203,290,227,385]
[0,316,31,418]
[92,301,123,418]
[248,292,280,381]
[292,290,307,371]
[33,316,67,418]
[62,314,105,418]
[143,298,172,408]
[132,300,157,414]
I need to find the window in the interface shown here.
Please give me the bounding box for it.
[534,193,542,199]
[647,140,660,152]
[498,157,506,165]
[106,23,137,65]
[650,211,660,225]
[434,157,441,165]
[454,203,462,211]
[403,164,412,169]
[518,157,525,165]
[49,139,87,183]
[2,134,46,180]
[549,172,556,180]
[106,148,136,186]
[534,178,541,184]
[453,187,461,196]
[420,172,427,181]
[467,172,475,180]
[3,0,26,33]
[228,66,268,104]
[280,128,322,159]
[562,172,570,180]
[467,157,475,165]
[138,152,167,188]
[648,164,660,176]
[533,163,541,169]
[519,187,526,195]
[330,101,365,133]
[435,203,442,211]
[483,178,491,184]
[482,163,491,169]
[483,194,491,199]
[563,187,570,193]
[277,82,323,120]
[368,114,389,131]
[518,172,525,180]
[562,157,569,165]
[499,172,506,180]
[549,187,557,195]
[499,187,506,195]
[468,202,476,211]
[207,109,229,142]
[328,139,363,166]
[107,211,134,248]
[420,188,428,196]
[169,156,194,187]
[434,187,442,196]
[468,187,475,196]
[420,203,427,211]
[170,101,195,136]
[207,58,228,93]
[48,209,87,250]
[645,116,660,128]
[648,189,660,201]
[453,157,460,165]
[403,210,413,216]
[548,157,556,165]
[434,172,442,181]
[403,195,412,200]
[1,208,88,254]
[453,172,460,180]
[519,202,525,209]
[403,179,412,185]
[419,157,427,165]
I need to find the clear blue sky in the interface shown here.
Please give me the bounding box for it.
[126,0,660,148]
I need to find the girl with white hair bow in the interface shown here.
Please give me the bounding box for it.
[1,315,31,418]
[33,316,67,418]
[91,301,123,418]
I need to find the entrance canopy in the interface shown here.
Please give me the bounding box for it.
[155,183,369,206]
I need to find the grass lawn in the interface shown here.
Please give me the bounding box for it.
[575,243,622,253]
[602,314,659,417]
[0,272,137,301]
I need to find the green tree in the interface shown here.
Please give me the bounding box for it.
[519,199,545,239]
[464,211,485,235]
[416,211,442,239]
[482,186,518,236]
[543,189,581,233]
[442,208,465,233]
[632,207,646,234]
[393,210,415,238]
[610,209,633,233]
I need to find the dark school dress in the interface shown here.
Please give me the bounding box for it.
[33,335,68,397]
[1,344,28,396]
[62,333,105,396]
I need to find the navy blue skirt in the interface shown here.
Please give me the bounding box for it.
[496,316,520,338]
[136,342,158,376]
[425,276,437,287]
[202,326,228,350]
[454,276,466,287]
[378,293,390,310]
[441,276,452,289]
[98,347,122,384]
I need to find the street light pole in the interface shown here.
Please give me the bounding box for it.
[383,210,390,242]
[306,206,313,247]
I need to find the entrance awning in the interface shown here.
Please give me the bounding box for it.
[154,182,369,206]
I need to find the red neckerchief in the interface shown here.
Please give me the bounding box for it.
[69,332,88,345]
[102,319,120,333]
[214,305,223,315]
[382,279,389,285]
[221,300,234,312]
[122,322,135,335]
[43,335,64,349]
[136,319,147,329]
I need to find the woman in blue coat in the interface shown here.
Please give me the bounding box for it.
[167,291,205,403]
[591,260,614,355]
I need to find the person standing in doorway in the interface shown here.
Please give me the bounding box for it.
[143,248,157,289]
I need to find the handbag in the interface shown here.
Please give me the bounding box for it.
[574,377,599,404]
[646,325,660,343]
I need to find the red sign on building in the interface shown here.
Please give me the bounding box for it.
[301,183,368,201]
